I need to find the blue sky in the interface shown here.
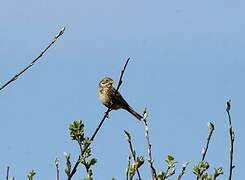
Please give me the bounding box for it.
[0,0,244,179]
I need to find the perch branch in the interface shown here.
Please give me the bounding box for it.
[116,57,130,91]
[67,57,131,180]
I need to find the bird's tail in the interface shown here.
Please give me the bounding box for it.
[125,106,143,121]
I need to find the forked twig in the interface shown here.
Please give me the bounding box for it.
[67,58,131,180]
[0,27,66,92]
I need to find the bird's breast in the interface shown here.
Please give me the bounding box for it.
[98,87,111,107]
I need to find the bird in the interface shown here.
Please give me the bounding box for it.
[98,77,143,121]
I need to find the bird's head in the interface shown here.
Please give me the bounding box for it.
[99,77,114,88]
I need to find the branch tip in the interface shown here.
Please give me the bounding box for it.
[0,27,65,92]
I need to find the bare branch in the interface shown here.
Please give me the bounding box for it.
[143,109,158,180]
[67,57,131,180]
[226,99,235,180]
[176,161,189,180]
[116,57,130,91]
[196,122,214,180]
[0,27,66,92]
[201,122,214,161]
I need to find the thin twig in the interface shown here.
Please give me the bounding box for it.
[125,131,142,180]
[226,100,235,180]
[55,158,60,180]
[163,166,171,180]
[201,122,214,161]
[142,109,158,180]
[6,166,10,180]
[67,58,131,180]
[176,162,189,180]
[0,27,66,92]
[6,166,14,180]
[196,122,214,180]
[116,57,130,92]
[126,155,131,180]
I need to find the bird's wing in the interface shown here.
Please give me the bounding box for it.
[111,87,129,108]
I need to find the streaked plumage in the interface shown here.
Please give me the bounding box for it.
[98,77,142,120]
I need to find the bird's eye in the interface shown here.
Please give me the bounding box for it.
[101,79,108,85]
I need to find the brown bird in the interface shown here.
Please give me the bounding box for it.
[98,77,142,120]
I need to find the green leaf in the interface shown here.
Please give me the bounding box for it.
[136,156,144,168]
[166,155,174,162]
[157,171,165,180]
[199,161,209,170]
[192,161,210,176]
[193,164,199,175]
[128,163,137,179]
[27,170,36,180]
[165,154,177,167]
[214,167,224,178]
[69,120,85,141]
[88,158,97,167]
